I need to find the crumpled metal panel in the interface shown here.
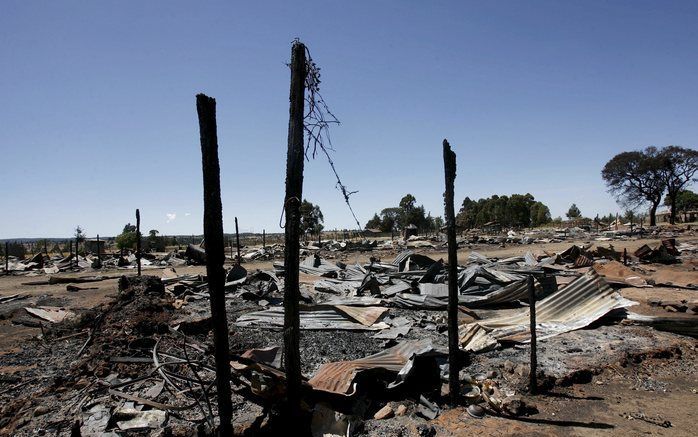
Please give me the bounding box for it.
[308,339,443,395]
[459,270,637,351]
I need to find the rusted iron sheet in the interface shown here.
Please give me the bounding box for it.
[592,261,649,287]
[333,305,387,326]
[308,339,442,396]
[573,254,594,268]
[459,270,637,352]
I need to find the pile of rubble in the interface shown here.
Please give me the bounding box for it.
[1,237,697,436]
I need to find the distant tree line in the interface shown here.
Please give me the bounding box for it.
[456,194,552,229]
[115,224,176,252]
[602,145,697,225]
[365,194,443,233]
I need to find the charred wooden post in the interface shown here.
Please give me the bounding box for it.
[44,240,48,255]
[4,242,8,275]
[69,240,74,268]
[196,93,233,435]
[136,209,142,276]
[235,217,241,264]
[229,238,233,261]
[623,248,628,265]
[262,229,266,248]
[283,41,307,420]
[442,139,460,402]
[528,275,538,394]
[75,237,79,268]
[96,234,101,264]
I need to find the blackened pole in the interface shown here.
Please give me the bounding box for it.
[96,234,101,264]
[442,139,460,402]
[283,41,307,420]
[196,93,233,435]
[262,229,266,248]
[528,275,538,394]
[136,209,142,277]
[4,242,8,275]
[235,217,241,264]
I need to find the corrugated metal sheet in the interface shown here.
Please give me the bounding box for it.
[235,306,389,331]
[334,305,387,326]
[308,339,442,395]
[314,279,362,295]
[459,270,637,351]
[625,312,698,338]
[299,255,342,276]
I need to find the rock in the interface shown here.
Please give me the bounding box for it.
[33,405,49,416]
[373,404,394,420]
[395,405,408,416]
[665,305,678,313]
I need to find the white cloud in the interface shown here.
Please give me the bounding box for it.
[166,213,177,223]
[184,212,191,217]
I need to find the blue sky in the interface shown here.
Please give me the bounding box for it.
[1,1,696,238]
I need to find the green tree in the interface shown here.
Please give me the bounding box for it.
[456,194,551,228]
[664,189,698,222]
[602,147,665,226]
[299,200,324,237]
[379,207,401,232]
[364,213,382,230]
[530,201,552,226]
[432,216,444,230]
[145,229,166,252]
[398,194,417,211]
[566,204,581,219]
[115,223,138,250]
[659,146,698,224]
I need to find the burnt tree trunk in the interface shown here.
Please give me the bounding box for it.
[649,202,658,227]
[670,195,677,225]
[235,216,241,264]
[283,41,307,421]
[528,275,538,394]
[442,139,460,402]
[136,209,142,276]
[196,93,233,435]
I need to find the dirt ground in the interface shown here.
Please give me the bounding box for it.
[0,235,696,435]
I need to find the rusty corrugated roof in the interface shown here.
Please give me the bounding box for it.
[308,339,442,395]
